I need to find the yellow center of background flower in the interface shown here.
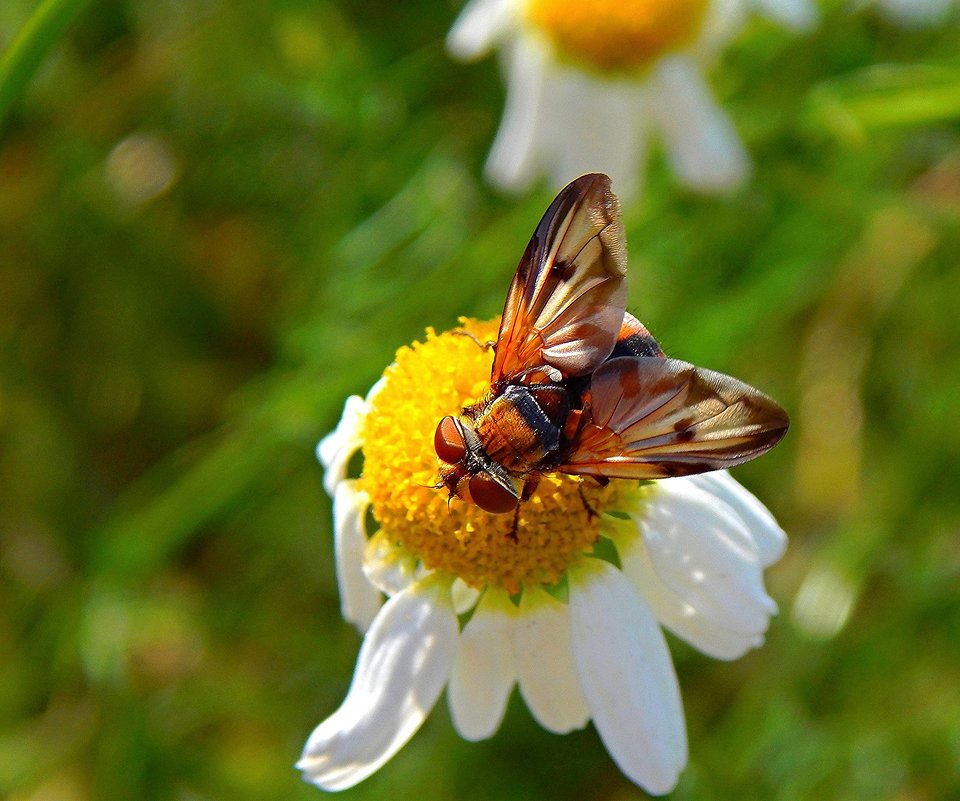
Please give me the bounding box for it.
[359,318,623,595]
[525,0,709,73]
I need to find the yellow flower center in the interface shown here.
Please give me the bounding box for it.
[358,318,627,595]
[525,0,709,73]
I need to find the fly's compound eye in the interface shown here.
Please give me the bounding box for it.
[434,416,467,464]
[468,472,519,514]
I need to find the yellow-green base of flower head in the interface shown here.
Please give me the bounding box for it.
[359,318,626,594]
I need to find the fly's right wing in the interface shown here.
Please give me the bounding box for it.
[559,356,788,479]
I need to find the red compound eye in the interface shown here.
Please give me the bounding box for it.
[434,416,467,464]
[468,472,518,514]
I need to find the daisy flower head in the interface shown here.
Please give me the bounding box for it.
[299,174,789,795]
[447,0,819,199]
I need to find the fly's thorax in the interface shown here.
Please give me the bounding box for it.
[474,383,570,471]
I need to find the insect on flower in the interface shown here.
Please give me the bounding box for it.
[435,173,788,520]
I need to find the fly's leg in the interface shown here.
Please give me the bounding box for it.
[507,505,520,544]
[577,483,598,519]
[520,475,541,502]
[451,329,494,352]
[507,476,542,543]
[577,476,608,519]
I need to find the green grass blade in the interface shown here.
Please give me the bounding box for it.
[0,0,89,129]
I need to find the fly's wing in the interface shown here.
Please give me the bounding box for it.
[559,357,788,479]
[491,173,628,384]
[609,311,665,359]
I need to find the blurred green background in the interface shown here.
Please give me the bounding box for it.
[2,0,959,799]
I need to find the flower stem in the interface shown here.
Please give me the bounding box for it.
[0,0,89,130]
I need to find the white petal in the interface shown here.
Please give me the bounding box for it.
[876,0,953,26]
[317,395,368,496]
[485,38,549,192]
[539,71,648,200]
[298,579,457,791]
[618,534,766,660]
[513,586,590,734]
[452,578,482,614]
[569,560,687,795]
[333,480,382,632]
[447,0,520,60]
[447,588,516,741]
[364,375,387,403]
[363,530,420,596]
[636,479,777,635]
[753,0,819,31]
[697,0,749,57]
[685,472,787,566]
[648,55,750,193]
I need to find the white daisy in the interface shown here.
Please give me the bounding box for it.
[446,0,818,199]
[298,319,787,795]
[861,0,955,26]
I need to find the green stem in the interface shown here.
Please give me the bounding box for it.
[0,0,89,130]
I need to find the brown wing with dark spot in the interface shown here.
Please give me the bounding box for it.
[491,173,628,384]
[559,356,789,479]
[610,311,664,359]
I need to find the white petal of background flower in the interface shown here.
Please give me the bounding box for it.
[686,472,787,566]
[317,395,367,496]
[875,0,953,26]
[638,479,777,635]
[698,0,750,57]
[298,579,458,791]
[539,71,649,201]
[647,55,750,193]
[447,0,518,60]
[333,480,382,632]
[448,587,517,741]
[513,586,590,734]
[485,38,550,191]
[569,560,687,796]
[753,0,820,30]
[618,534,767,660]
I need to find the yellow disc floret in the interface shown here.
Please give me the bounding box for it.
[525,0,709,73]
[358,318,623,594]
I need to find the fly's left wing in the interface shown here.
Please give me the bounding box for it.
[559,357,788,479]
[491,173,628,384]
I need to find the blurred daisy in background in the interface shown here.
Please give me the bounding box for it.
[447,0,818,199]
[861,0,956,27]
[298,318,787,795]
